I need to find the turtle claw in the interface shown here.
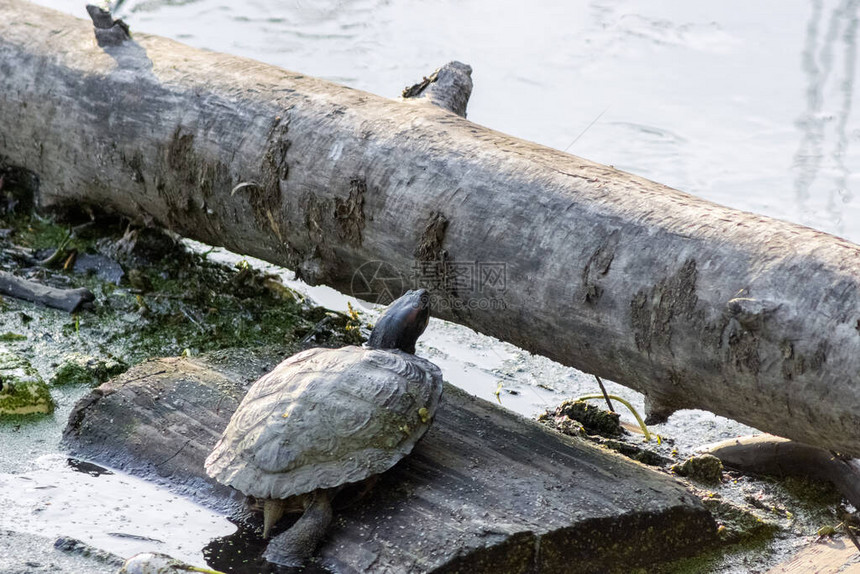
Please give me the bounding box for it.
[262,543,306,568]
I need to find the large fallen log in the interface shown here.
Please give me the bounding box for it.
[3,1,860,456]
[63,351,718,572]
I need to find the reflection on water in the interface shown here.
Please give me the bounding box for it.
[794,0,859,235]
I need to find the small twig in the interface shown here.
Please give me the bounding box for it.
[843,521,860,553]
[563,107,609,152]
[213,393,227,415]
[594,375,615,413]
[300,315,332,344]
[38,229,72,267]
[62,249,78,271]
[31,212,53,224]
[146,292,192,300]
[154,438,190,467]
[107,532,164,543]
[402,73,436,99]
[179,304,206,333]
[71,221,97,235]
[494,381,503,404]
[121,369,167,385]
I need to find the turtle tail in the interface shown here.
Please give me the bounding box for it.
[263,490,333,567]
[262,498,287,539]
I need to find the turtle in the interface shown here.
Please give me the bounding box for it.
[204,289,443,566]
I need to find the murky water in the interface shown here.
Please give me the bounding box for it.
[0,455,233,565]
[9,0,860,572]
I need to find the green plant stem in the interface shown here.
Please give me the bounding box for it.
[38,229,72,267]
[577,394,654,442]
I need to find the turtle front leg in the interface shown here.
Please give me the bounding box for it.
[263,489,333,567]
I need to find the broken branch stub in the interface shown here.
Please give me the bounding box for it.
[402,61,473,118]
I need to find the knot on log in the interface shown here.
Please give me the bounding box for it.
[402,61,473,118]
[86,5,131,47]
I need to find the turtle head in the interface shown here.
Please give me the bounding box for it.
[367,289,430,354]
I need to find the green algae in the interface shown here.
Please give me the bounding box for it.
[0,350,54,416]
[672,454,724,484]
[780,475,844,508]
[0,332,26,341]
[2,215,363,360]
[0,213,366,420]
[702,498,780,544]
[50,353,128,386]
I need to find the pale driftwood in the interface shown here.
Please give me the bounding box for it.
[0,270,94,312]
[63,351,717,573]
[3,0,860,456]
[766,540,860,574]
[703,435,860,510]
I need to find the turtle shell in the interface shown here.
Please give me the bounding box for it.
[204,346,443,500]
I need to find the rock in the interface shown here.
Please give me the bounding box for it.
[0,531,116,574]
[672,454,724,484]
[119,552,223,574]
[54,536,124,567]
[64,350,719,573]
[0,349,53,416]
[73,253,125,285]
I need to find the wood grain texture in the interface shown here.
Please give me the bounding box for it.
[4,0,860,456]
[63,352,717,573]
[766,540,860,574]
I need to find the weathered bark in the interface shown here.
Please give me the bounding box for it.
[63,351,717,573]
[3,0,860,456]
